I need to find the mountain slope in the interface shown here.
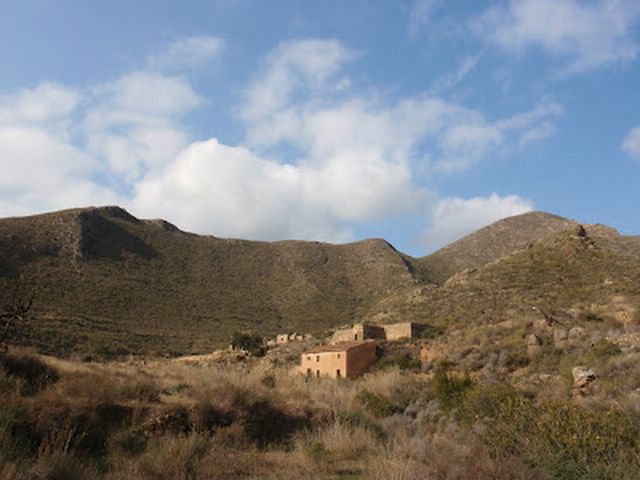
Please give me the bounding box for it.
[2,207,638,358]
[417,211,577,284]
[0,207,418,354]
[394,224,640,331]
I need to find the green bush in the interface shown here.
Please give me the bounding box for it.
[417,324,445,339]
[356,390,401,418]
[230,332,265,356]
[335,411,385,440]
[377,351,421,371]
[433,369,474,413]
[459,382,520,424]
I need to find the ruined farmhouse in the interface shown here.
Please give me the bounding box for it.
[331,322,426,343]
[299,340,376,379]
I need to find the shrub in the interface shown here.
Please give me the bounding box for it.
[109,428,147,458]
[356,390,401,418]
[188,401,233,434]
[433,369,474,413]
[0,354,59,396]
[335,411,385,440]
[483,397,640,479]
[417,324,445,339]
[240,400,304,448]
[458,382,520,424]
[230,332,265,356]
[396,353,422,371]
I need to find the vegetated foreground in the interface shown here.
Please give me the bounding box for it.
[1,338,640,480]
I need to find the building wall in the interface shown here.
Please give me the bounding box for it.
[383,322,414,341]
[300,350,348,378]
[276,334,289,344]
[346,341,377,377]
[331,324,385,343]
[331,328,355,343]
[356,324,385,341]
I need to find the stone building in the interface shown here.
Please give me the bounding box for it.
[300,340,376,378]
[331,323,385,343]
[330,322,426,344]
[383,322,427,341]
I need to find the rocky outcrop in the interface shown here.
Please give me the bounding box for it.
[572,366,597,390]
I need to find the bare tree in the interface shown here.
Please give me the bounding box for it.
[0,275,36,352]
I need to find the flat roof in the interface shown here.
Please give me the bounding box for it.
[303,340,375,354]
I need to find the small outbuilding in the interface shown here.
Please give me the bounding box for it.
[300,340,376,379]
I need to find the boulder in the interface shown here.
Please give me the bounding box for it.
[572,366,597,389]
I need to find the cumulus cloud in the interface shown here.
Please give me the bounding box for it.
[474,0,640,74]
[131,139,355,241]
[84,72,199,184]
[423,193,534,251]
[621,126,640,159]
[0,38,558,250]
[147,36,224,71]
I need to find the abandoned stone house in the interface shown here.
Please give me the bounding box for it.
[276,332,306,344]
[299,340,376,378]
[330,322,426,344]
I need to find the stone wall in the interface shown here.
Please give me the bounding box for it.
[346,341,377,377]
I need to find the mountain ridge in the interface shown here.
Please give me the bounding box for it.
[1,206,638,357]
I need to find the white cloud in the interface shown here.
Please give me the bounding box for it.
[86,72,201,129]
[622,126,640,158]
[147,36,224,71]
[0,38,558,252]
[474,0,640,74]
[0,83,80,126]
[131,139,354,241]
[84,72,199,183]
[423,193,534,251]
[0,125,122,216]
[240,39,354,122]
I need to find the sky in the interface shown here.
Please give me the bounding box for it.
[0,0,639,256]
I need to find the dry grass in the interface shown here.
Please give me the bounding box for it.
[2,341,640,480]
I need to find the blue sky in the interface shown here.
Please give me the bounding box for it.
[1,0,639,256]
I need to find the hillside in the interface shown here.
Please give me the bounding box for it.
[417,211,577,284]
[1,207,639,358]
[0,206,418,355]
